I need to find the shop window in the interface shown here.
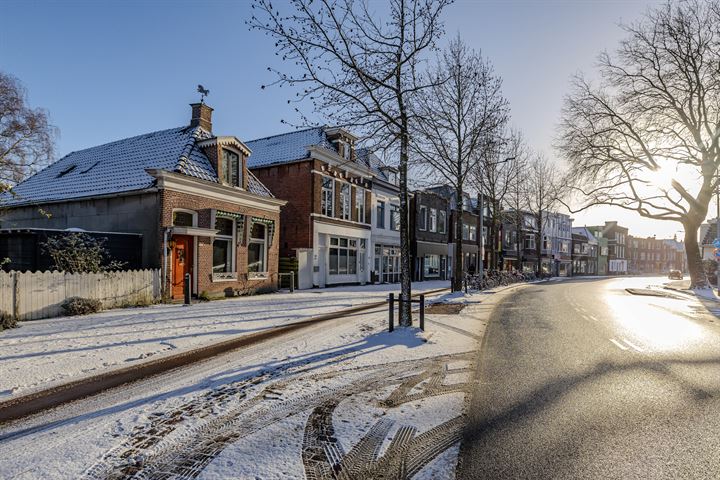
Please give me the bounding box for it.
[248,223,268,276]
[424,254,440,278]
[329,236,358,275]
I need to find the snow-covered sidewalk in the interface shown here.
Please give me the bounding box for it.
[0,281,448,399]
[0,280,525,479]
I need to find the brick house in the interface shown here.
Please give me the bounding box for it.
[588,221,628,274]
[247,127,377,289]
[1,102,286,299]
[410,191,450,281]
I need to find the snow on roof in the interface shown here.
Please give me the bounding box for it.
[245,126,336,168]
[4,125,275,206]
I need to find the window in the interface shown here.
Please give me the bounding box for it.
[221,149,241,187]
[429,208,437,232]
[462,224,477,241]
[424,255,440,277]
[321,177,334,217]
[376,201,386,228]
[173,211,195,227]
[340,183,351,220]
[248,223,267,275]
[438,211,446,234]
[329,236,358,275]
[542,236,550,250]
[390,204,400,231]
[213,217,235,275]
[356,189,365,223]
[524,234,535,250]
[418,206,427,231]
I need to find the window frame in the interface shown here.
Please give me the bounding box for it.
[390,204,400,231]
[340,183,351,220]
[221,148,242,187]
[376,201,386,229]
[328,235,359,276]
[429,208,437,232]
[321,176,334,217]
[212,215,237,280]
[355,188,365,223]
[248,222,269,278]
[418,206,427,231]
[438,210,446,234]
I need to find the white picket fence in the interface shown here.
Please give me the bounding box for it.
[0,269,162,321]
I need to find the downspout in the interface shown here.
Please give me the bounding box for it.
[163,227,169,300]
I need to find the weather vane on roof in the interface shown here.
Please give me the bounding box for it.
[197,84,210,104]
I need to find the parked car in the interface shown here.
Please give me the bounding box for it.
[668,269,683,280]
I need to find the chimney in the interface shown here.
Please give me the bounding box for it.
[190,103,213,132]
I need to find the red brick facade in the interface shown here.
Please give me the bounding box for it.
[159,189,281,299]
[252,159,372,258]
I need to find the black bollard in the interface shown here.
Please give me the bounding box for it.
[388,293,394,332]
[184,273,191,305]
[419,294,425,331]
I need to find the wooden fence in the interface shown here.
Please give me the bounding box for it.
[0,269,162,321]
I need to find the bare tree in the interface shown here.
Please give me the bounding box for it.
[412,36,508,289]
[248,0,450,325]
[472,129,526,270]
[558,0,720,288]
[524,153,563,276]
[0,72,56,197]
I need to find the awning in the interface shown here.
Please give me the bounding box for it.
[171,226,220,237]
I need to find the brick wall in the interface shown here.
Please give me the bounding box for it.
[159,189,281,298]
[252,160,314,257]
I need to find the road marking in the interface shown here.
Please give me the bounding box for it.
[610,338,628,350]
[588,315,598,321]
[622,338,645,352]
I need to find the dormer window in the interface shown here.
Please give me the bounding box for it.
[221,149,241,187]
[343,141,352,160]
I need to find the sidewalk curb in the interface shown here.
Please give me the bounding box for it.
[0,288,448,424]
[663,285,720,304]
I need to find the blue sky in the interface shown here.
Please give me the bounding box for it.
[4,0,685,239]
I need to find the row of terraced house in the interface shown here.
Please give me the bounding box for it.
[0,102,686,300]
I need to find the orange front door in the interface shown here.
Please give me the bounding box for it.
[172,235,193,299]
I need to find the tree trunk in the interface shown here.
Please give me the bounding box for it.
[398,118,412,326]
[454,186,464,291]
[684,220,707,288]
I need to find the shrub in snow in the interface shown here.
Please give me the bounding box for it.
[62,297,102,316]
[0,310,16,331]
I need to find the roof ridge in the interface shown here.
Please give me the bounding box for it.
[245,125,324,144]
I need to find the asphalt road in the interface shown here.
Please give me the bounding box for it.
[457,276,720,480]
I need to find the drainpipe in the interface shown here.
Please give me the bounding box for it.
[163,227,169,300]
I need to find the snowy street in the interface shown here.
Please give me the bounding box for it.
[0,281,520,479]
[0,281,447,400]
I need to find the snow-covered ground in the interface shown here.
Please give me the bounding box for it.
[0,280,447,399]
[0,281,522,480]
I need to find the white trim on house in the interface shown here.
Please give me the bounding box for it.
[197,136,252,156]
[147,169,286,212]
[308,146,375,179]
[171,226,219,237]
